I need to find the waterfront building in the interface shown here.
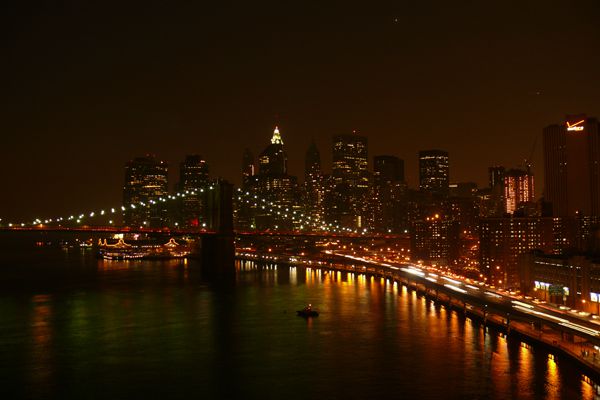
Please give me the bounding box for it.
[123,155,169,227]
[544,115,600,217]
[478,217,569,289]
[518,253,600,314]
[411,215,460,266]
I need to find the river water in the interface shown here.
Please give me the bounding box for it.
[0,232,598,399]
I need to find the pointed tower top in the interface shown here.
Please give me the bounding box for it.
[271,126,283,145]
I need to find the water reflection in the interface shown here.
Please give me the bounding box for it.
[1,252,599,399]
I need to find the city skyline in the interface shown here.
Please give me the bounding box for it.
[2,1,600,220]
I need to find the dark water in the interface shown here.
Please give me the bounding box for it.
[0,232,599,399]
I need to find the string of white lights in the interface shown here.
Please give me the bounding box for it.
[4,185,362,234]
[4,186,215,228]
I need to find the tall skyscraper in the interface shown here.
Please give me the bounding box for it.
[329,133,370,229]
[235,149,258,231]
[123,155,169,227]
[178,155,209,227]
[332,133,369,188]
[489,166,505,190]
[544,115,600,217]
[241,148,256,188]
[255,127,298,230]
[504,167,534,215]
[304,140,324,222]
[372,155,407,232]
[258,126,287,175]
[419,150,449,196]
[373,156,404,184]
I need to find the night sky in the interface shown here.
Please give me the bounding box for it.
[2,1,599,221]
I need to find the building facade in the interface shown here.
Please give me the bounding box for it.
[123,155,169,227]
[419,150,449,196]
[411,215,460,266]
[544,115,600,217]
[328,133,371,229]
[504,167,535,215]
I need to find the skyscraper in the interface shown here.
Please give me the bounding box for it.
[332,133,369,188]
[241,148,256,188]
[178,155,210,227]
[544,115,600,217]
[258,126,287,175]
[329,133,370,229]
[504,167,534,215]
[489,166,505,190]
[123,155,169,227]
[255,127,298,231]
[372,155,407,232]
[304,140,324,222]
[419,150,449,196]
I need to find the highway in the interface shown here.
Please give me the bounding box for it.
[330,251,600,345]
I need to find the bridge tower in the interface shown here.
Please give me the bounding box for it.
[195,180,235,273]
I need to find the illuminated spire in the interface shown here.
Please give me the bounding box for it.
[271,126,283,145]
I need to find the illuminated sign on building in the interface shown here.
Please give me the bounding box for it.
[567,119,585,131]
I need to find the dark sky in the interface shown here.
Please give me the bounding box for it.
[1,1,599,221]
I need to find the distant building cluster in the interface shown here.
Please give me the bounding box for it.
[120,115,600,313]
[123,154,213,229]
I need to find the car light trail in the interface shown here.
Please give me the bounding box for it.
[559,322,600,336]
[512,305,569,323]
[442,276,461,285]
[465,284,480,290]
[401,268,425,277]
[511,300,534,309]
[485,291,502,298]
[444,284,467,294]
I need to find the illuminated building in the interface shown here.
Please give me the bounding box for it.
[544,115,600,217]
[489,166,505,190]
[372,155,407,233]
[259,126,287,175]
[242,148,256,188]
[504,167,534,215]
[304,140,324,223]
[411,215,459,266]
[235,149,258,231]
[518,253,600,314]
[332,133,369,188]
[123,155,169,227]
[447,183,479,234]
[419,150,449,196]
[177,155,210,228]
[254,127,298,231]
[479,217,567,288]
[328,132,371,229]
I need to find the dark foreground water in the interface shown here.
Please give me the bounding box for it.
[0,232,599,399]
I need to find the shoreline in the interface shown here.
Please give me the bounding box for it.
[237,254,600,386]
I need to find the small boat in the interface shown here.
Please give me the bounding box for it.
[297,304,319,317]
